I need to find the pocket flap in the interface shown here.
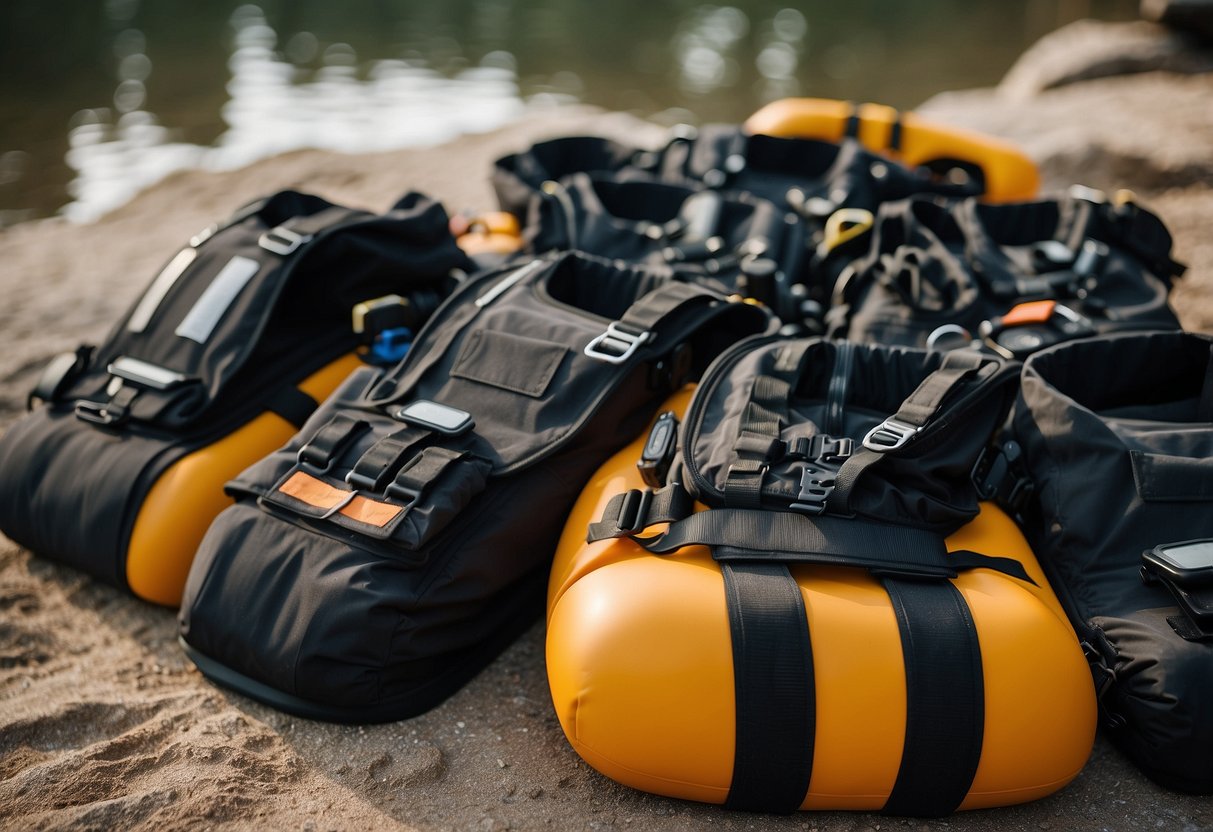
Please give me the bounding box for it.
[450,329,568,398]
[1130,450,1213,502]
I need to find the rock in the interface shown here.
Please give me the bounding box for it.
[1142,0,1213,41]
[921,72,1213,195]
[998,19,1213,100]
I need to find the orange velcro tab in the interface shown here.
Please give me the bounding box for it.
[278,471,403,528]
[1000,300,1056,327]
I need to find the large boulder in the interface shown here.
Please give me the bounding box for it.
[1142,0,1213,42]
[997,19,1213,99]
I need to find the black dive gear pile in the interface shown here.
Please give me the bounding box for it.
[0,190,467,594]
[1005,331,1213,793]
[828,190,1184,351]
[494,126,990,320]
[179,252,770,721]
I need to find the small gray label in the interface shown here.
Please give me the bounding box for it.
[174,255,261,344]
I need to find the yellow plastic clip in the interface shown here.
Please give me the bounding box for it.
[822,208,875,255]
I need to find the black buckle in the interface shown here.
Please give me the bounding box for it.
[789,464,836,515]
[972,441,1034,514]
[614,488,653,535]
[780,435,853,464]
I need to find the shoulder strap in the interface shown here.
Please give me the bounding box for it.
[827,349,993,513]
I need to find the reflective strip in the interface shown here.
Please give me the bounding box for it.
[175,255,261,343]
[278,471,403,528]
[128,247,197,333]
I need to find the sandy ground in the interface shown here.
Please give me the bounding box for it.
[4,57,1213,832]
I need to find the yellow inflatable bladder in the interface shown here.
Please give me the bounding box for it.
[547,387,1095,812]
[125,352,363,606]
[745,98,1039,204]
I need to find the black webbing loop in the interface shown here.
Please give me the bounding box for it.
[888,114,903,152]
[895,349,986,427]
[264,385,319,429]
[844,102,861,139]
[297,414,371,472]
[586,485,693,542]
[724,374,792,507]
[881,578,984,817]
[722,562,815,812]
[386,446,467,503]
[590,498,1034,583]
[618,279,720,335]
[345,426,431,492]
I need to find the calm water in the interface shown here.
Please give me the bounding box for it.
[0,0,1138,226]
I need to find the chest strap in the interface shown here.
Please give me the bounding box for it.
[589,485,1031,583]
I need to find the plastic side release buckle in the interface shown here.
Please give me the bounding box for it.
[862,417,920,452]
[972,440,1035,515]
[789,464,836,515]
[258,226,313,256]
[584,322,655,365]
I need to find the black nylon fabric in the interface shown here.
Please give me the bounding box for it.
[179,252,771,720]
[1011,331,1213,793]
[684,336,1020,533]
[494,126,991,312]
[830,194,1182,350]
[0,189,470,590]
[523,173,805,310]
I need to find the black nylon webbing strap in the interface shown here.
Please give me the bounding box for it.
[881,578,984,817]
[586,484,693,542]
[388,446,467,501]
[345,426,431,492]
[264,385,319,429]
[895,349,986,426]
[828,351,991,514]
[297,414,370,470]
[619,506,1033,583]
[844,103,861,138]
[724,374,791,508]
[278,205,366,239]
[585,487,1034,583]
[722,562,814,812]
[888,114,903,152]
[617,280,719,334]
